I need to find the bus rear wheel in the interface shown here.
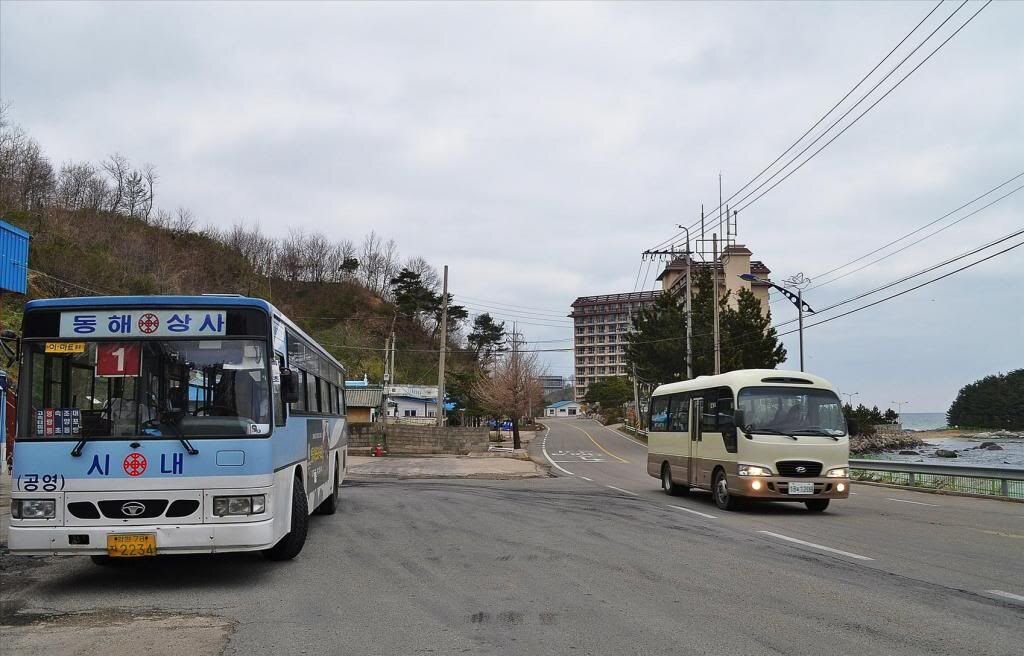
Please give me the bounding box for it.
[805,499,830,512]
[264,473,309,561]
[661,463,687,496]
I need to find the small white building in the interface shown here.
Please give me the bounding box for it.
[385,384,438,420]
[545,400,581,417]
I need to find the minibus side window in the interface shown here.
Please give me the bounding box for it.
[669,393,689,432]
[650,396,670,431]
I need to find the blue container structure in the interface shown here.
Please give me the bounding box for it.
[0,220,30,294]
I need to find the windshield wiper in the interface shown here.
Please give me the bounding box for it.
[70,439,89,457]
[791,429,841,441]
[747,427,798,440]
[164,411,199,455]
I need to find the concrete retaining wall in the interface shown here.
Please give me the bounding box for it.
[348,422,488,455]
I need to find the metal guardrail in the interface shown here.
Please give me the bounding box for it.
[622,425,649,438]
[849,459,1024,499]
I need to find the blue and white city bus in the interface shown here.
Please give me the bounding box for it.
[7,295,348,562]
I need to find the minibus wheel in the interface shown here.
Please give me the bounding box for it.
[661,463,687,496]
[805,499,830,512]
[264,473,309,561]
[712,469,738,511]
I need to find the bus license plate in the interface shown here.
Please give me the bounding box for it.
[107,533,157,557]
[788,482,815,495]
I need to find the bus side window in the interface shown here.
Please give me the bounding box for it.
[716,386,737,453]
[669,393,689,432]
[650,396,670,431]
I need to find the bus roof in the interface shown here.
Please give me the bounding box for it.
[24,294,345,373]
[651,369,836,397]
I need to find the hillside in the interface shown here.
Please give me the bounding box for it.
[0,117,472,385]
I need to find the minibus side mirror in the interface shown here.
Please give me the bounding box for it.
[280,367,300,404]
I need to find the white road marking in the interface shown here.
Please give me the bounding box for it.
[887,498,939,507]
[606,485,639,496]
[668,504,718,519]
[541,428,575,476]
[757,531,874,561]
[580,476,593,482]
[985,589,1024,604]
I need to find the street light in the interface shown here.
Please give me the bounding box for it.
[891,400,909,426]
[739,273,815,372]
[841,391,859,406]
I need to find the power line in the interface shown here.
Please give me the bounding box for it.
[771,226,1024,329]
[453,293,567,316]
[706,0,948,219]
[795,239,1022,332]
[733,0,992,215]
[810,173,1024,286]
[456,300,570,321]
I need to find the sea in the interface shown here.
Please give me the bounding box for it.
[899,412,948,431]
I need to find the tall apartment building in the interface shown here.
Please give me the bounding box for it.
[570,291,660,402]
[570,244,772,402]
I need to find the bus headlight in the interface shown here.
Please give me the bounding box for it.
[12,499,56,519]
[826,467,849,478]
[738,464,773,476]
[213,495,266,516]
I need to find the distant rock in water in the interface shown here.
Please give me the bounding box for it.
[979,442,996,448]
[935,449,958,458]
[985,445,1004,451]
[898,450,919,455]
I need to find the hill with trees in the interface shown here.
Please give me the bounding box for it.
[947,369,1024,430]
[0,109,503,398]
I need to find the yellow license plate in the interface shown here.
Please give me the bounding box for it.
[107,533,157,557]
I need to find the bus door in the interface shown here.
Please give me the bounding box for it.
[688,397,702,486]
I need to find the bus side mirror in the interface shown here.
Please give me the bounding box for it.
[733,409,746,430]
[720,413,737,440]
[280,368,300,404]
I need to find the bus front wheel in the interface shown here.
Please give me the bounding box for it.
[264,473,309,561]
[805,499,830,512]
[712,469,739,511]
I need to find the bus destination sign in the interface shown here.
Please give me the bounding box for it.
[59,310,227,338]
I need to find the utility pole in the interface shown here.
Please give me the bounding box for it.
[436,265,448,426]
[797,287,805,372]
[632,363,641,429]
[712,234,721,375]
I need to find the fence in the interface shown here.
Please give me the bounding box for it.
[849,459,1023,500]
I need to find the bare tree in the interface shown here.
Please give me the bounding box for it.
[141,163,157,220]
[404,256,440,293]
[473,348,545,449]
[102,153,130,213]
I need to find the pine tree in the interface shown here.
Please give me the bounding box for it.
[624,291,687,383]
[720,288,787,372]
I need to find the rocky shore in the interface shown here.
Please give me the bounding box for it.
[850,432,925,455]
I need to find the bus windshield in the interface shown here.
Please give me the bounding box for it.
[737,386,846,437]
[24,339,271,439]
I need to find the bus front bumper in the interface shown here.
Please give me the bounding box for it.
[6,518,279,556]
[733,475,850,500]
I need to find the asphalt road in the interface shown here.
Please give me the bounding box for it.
[0,418,1020,655]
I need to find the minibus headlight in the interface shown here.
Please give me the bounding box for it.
[826,467,849,478]
[213,495,266,516]
[738,464,773,476]
[12,499,56,519]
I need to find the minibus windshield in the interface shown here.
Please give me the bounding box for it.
[737,386,846,437]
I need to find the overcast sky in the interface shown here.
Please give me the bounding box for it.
[2,1,1021,412]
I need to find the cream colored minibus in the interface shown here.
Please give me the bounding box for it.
[646,369,850,511]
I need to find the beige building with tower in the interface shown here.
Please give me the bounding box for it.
[570,245,772,402]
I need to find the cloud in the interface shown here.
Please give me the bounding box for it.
[2,0,1021,407]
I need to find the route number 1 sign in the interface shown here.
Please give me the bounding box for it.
[95,343,142,377]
